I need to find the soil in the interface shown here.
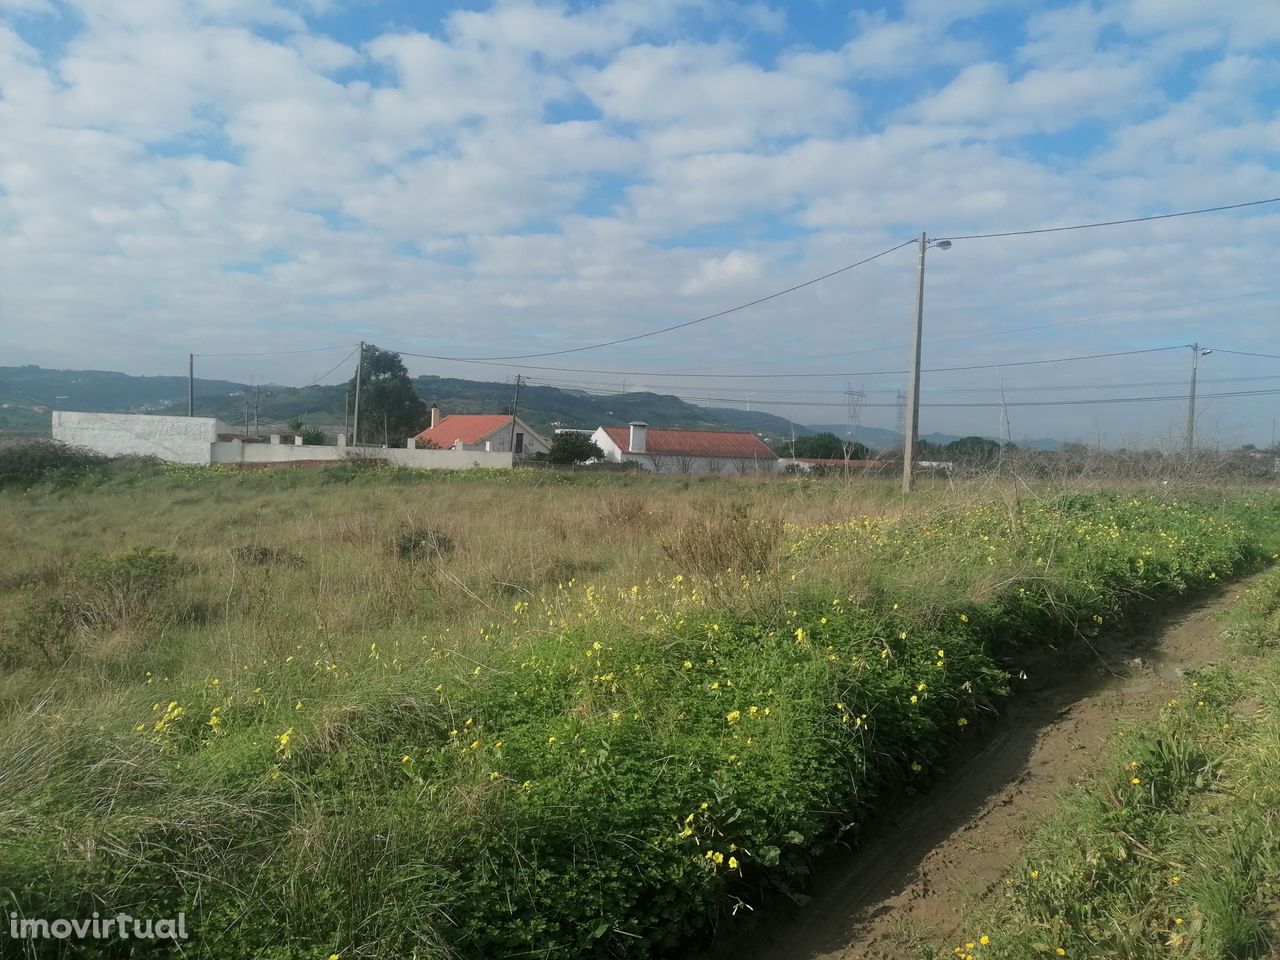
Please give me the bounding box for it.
[701,581,1248,960]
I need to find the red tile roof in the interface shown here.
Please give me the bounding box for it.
[415,414,512,447]
[601,426,777,460]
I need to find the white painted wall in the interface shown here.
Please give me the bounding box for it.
[52,411,229,465]
[53,411,514,471]
[213,441,513,470]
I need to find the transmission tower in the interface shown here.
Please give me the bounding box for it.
[844,385,865,458]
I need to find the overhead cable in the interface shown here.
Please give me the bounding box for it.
[395,238,917,362]
[935,196,1280,242]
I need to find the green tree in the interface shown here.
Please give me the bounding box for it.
[349,345,428,445]
[789,432,869,460]
[548,432,605,464]
[943,436,1001,463]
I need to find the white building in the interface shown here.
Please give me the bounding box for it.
[413,411,550,456]
[590,422,778,475]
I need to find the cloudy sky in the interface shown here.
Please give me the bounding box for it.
[2,0,1278,445]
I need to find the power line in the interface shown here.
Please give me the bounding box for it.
[1205,347,1280,362]
[521,370,1280,398]
[761,286,1280,365]
[195,345,352,358]
[299,345,359,388]
[402,344,1189,380]
[653,387,1280,410]
[395,238,917,362]
[935,196,1280,242]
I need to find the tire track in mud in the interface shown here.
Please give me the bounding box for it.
[705,581,1248,960]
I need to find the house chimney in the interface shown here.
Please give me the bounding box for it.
[430,405,440,429]
[629,421,648,453]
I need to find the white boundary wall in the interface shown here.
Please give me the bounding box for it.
[213,440,512,470]
[53,411,227,465]
[53,412,513,471]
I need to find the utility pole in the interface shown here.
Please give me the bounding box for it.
[188,353,194,417]
[902,233,951,494]
[1186,343,1212,455]
[352,341,364,447]
[508,375,524,453]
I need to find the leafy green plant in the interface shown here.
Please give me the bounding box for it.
[0,439,107,489]
[548,432,605,464]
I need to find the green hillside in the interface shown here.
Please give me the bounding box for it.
[0,366,810,443]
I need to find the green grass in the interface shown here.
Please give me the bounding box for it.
[1,464,1278,959]
[947,565,1280,960]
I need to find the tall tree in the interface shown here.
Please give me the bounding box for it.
[349,345,428,445]
[789,432,869,460]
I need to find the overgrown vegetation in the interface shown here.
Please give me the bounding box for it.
[950,563,1280,960]
[0,465,1277,959]
[0,439,107,489]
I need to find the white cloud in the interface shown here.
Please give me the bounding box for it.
[679,249,764,295]
[1,0,1277,444]
[287,32,361,72]
[580,41,857,155]
[0,0,53,15]
[913,59,1157,133]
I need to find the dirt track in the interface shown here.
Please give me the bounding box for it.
[706,583,1243,960]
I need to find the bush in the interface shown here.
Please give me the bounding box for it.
[72,546,183,634]
[5,591,77,665]
[548,432,606,465]
[0,439,106,489]
[394,527,456,562]
[659,503,782,584]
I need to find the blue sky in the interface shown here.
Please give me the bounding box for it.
[1,0,1278,445]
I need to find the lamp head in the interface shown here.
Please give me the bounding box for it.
[934,239,952,250]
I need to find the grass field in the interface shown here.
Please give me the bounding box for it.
[1,459,1277,959]
[949,564,1280,960]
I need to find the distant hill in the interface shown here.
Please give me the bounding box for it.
[805,424,1062,452]
[0,365,811,443]
[2,366,1072,450]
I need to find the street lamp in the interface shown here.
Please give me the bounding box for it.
[902,233,952,494]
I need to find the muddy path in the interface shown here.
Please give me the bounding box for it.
[702,581,1247,960]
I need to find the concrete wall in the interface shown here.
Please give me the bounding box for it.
[52,411,227,465]
[213,440,512,471]
[53,411,514,471]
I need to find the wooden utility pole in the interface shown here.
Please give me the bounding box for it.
[508,374,524,453]
[187,353,194,417]
[1186,343,1207,455]
[902,233,951,493]
[352,341,365,447]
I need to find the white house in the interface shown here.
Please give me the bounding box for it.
[413,411,550,456]
[590,422,778,475]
